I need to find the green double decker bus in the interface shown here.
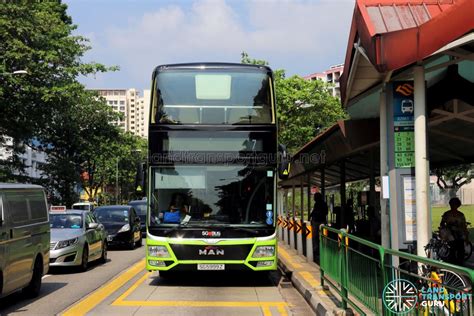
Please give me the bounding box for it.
[145,63,286,274]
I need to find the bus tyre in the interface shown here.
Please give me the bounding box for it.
[24,257,42,298]
[80,246,89,272]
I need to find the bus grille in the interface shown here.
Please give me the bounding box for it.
[169,244,253,261]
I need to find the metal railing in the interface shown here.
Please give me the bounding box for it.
[319,225,474,316]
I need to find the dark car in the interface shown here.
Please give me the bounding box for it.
[93,205,142,249]
[128,199,147,237]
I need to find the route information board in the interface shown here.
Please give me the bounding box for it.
[393,82,415,168]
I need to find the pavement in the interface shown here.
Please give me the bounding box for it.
[277,242,350,316]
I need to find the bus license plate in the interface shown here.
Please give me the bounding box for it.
[197,264,225,271]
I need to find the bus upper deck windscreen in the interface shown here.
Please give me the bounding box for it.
[152,69,274,125]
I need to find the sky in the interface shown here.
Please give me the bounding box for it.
[65,0,355,93]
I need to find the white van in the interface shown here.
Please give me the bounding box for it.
[0,184,50,298]
[72,202,95,212]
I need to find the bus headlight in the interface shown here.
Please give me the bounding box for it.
[148,245,170,258]
[252,246,275,258]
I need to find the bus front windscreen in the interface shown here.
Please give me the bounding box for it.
[152,70,274,125]
[149,165,275,227]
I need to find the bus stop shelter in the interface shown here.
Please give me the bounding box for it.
[280,0,474,257]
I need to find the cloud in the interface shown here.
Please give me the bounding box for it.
[82,0,355,90]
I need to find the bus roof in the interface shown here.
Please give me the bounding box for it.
[153,62,273,75]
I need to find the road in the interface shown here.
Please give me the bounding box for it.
[0,242,313,316]
[0,243,145,316]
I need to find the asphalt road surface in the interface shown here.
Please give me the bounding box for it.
[0,242,146,316]
[0,242,312,316]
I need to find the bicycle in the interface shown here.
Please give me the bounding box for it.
[463,222,472,261]
[418,235,472,315]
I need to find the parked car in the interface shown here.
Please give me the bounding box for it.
[72,202,95,212]
[128,199,147,236]
[93,205,142,249]
[0,183,49,298]
[49,209,107,271]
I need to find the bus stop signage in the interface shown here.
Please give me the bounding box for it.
[393,82,415,168]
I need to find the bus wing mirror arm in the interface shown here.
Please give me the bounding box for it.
[278,144,290,180]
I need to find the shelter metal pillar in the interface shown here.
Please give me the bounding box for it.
[340,160,346,228]
[369,149,376,208]
[414,65,431,257]
[321,168,326,200]
[300,176,304,219]
[307,173,311,221]
[379,89,391,248]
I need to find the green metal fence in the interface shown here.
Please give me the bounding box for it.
[319,225,474,315]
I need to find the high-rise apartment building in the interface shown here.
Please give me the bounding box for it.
[94,88,150,138]
[134,90,150,139]
[303,63,344,99]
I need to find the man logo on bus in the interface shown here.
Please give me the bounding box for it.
[199,246,224,256]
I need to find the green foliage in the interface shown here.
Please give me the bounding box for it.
[241,51,346,154]
[0,2,147,207]
[0,2,116,180]
[435,164,474,197]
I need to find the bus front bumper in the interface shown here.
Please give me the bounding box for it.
[146,236,277,272]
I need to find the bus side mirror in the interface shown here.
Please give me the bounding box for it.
[278,144,290,180]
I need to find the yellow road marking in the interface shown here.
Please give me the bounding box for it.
[113,300,288,308]
[113,269,287,312]
[277,304,288,316]
[261,305,272,316]
[278,247,302,269]
[299,271,319,288]
[62,259,146,316]
[114,271,151,304]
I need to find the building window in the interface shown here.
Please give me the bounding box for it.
[120,100,125,105]
[120,106,125,111]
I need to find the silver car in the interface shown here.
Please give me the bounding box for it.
[49,210,107,271]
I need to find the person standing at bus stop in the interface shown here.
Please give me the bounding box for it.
[309,192,328,256]
[440,197,468,265]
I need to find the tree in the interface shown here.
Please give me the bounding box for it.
[38,90,122,207]
[0,2,116,180]
[80,132,146,204]
[435,164,473,198]
[241,52,346,153]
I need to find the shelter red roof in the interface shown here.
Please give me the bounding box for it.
[340,0,474,102]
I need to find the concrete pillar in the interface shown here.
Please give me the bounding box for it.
[380,89,391,248]
[414,65,431,257]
